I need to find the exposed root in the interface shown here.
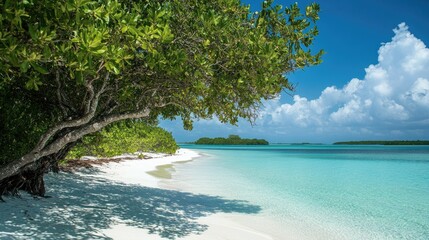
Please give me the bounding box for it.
[0,160,49,197]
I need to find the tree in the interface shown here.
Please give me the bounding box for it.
[0,0,322,196]
[228,135,241,140]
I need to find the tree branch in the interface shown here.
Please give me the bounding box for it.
[0,108,151,181]
[55,70,68,116]
[33,73,110,153]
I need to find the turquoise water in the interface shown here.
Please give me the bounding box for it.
[174,144,429,240]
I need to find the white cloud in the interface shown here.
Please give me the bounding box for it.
[261,23,429,140]
[404,78,429,106]
[162,23,429,143]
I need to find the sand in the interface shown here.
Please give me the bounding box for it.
[101,213,277,240]
[0,149,281,240]
[82,149,201,188]
[87,149,279,239]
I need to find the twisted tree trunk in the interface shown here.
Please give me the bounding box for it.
[0,109,150,197]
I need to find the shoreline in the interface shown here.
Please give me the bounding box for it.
[81,148,201,189]
[85,148,278,240]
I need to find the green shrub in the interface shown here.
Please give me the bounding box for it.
[66,121,178,159]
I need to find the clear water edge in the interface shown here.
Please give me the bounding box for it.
[165,145,429,240]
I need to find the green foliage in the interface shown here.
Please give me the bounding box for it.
[0,0,172,87]
[158,0,323,127]
[334,140,429,145]
[0,0,322,167]
[0,0,173,165]
[195,135,268,145]
[66,121,178,159]
[0,86,59,165]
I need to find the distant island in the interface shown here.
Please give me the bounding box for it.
[334,140,429,145]
[195,135,269,145]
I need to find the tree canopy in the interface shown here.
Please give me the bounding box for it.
[0,0,322,196]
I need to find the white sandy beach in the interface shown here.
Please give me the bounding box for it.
[90,149,277,240]
[0,148,281,240]
[82,149,202,188]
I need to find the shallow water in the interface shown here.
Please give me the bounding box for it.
[173,144,429,240]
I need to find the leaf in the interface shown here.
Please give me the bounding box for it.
[28,24,37,41]
[69,70,75,79]
[105,61,120,74]
[30,62,49,74]
[112,66,120,74]
[121,25,128,33]
[20,61,30,72]
[43,45,52,58]
[161,24,174,43]
[89,35,102,49]
[75,71,84,83]
[203,39,210,47]
[156,10,166,19]
[25,77,43,90]
[93,48,107,54]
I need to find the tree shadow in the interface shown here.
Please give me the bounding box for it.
[0,171,261,239]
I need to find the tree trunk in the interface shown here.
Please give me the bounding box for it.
[0,109,150,197]
[19,163,47,196]
[0,142,78,197]
[0,158,49,197]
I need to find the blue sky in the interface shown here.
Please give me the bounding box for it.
[161,0,429,143]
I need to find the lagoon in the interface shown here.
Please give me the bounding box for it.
[172,144,429,239]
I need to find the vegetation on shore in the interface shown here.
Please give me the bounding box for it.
[334,140,429,145]
[66,121,178,160]
[0,0,321,197]
[195,135,269,145]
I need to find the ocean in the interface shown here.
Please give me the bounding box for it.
[172,144,429,240]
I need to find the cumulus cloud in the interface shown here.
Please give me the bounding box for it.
[261,23,429,140]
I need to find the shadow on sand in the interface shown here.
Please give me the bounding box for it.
[0,171,261,239]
